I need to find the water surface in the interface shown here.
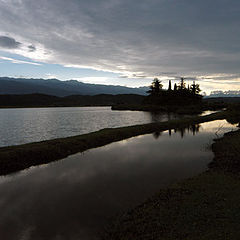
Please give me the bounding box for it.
[0,119,237,240]
[0,107,181,147]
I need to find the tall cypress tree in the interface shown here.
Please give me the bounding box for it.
[174,83,177,91]
[179,77,186,90]
[168,80,172,91]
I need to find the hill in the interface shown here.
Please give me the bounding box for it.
[0,77,148,96]
[204,97,240,104]
[208,90,240,98]
[0,93,145,108]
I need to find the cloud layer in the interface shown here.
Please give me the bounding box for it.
[0,56,41,65]
[0,36,21,49]
[0,0,240,88]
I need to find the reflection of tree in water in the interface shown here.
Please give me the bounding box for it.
[148,111,177,123]
[153,124,201,139]
[168,129,171,136]
[153,131,162,139]
[149,112,163,122]
[174,124,201,138]
[189,124,201,135]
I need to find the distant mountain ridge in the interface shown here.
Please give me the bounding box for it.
[208,90,240,98]
[0,77,148,96]
[0,93,145,107]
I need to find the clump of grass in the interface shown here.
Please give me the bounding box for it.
[210,130,240,172]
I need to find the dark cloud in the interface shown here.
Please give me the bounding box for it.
[159,72,178,76]
[132,74,147,78]
[28,44,36,52]
[200,74,240,81]
[0,36,21,49]
[0,0,240,85]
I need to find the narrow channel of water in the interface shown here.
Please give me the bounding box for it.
[0,119,236,240]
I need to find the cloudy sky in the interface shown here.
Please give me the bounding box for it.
[0,0,240,93]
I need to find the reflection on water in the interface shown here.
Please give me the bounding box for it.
[154,124,201,139]
[0,120,237,240]
[149,111,177,122]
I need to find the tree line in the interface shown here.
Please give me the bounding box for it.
[148,77,201,95]
[145,77,202,105]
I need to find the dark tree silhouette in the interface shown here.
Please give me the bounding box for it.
[145,77,202,106]
[178,77,186,90]
[190,81,201,95]
[147,78,163,95]
[173,83,177,91]
[168,80,172,91]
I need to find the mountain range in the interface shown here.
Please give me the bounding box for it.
[208,90,240,98]
[0,93,145,107]
[0,77,148,96]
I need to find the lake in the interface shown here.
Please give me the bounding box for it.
[0,107,190,147]
[0,119,237,240]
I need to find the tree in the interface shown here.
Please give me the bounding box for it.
[168,80,172,91]
[173,83,177,91]
[148,78,163,95]
[178,77,186,90]
[190,81,201,94]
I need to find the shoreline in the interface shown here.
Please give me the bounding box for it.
[103,121,240,239]
[111,103,225,114]
[0,105,113,109]
[0,111,228,175]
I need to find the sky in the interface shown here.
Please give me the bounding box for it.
[0,0,240,94]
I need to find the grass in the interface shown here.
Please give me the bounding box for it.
[104,171,240,240]
[103,113,240,240]
[0,111,228,175]
[210,130,240,172]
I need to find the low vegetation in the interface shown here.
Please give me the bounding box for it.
[103,170,240,240]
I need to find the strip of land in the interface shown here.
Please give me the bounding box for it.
[0,93,144,108]
[103,119,240,239]
[0,111,229,175]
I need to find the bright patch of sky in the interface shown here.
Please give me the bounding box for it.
[0,51,151,87]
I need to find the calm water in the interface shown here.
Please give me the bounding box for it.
[0,107,183,147]
[0,120,237,240]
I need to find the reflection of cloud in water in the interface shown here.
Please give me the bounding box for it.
[201,120,237,132]
[0,120,238,240]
